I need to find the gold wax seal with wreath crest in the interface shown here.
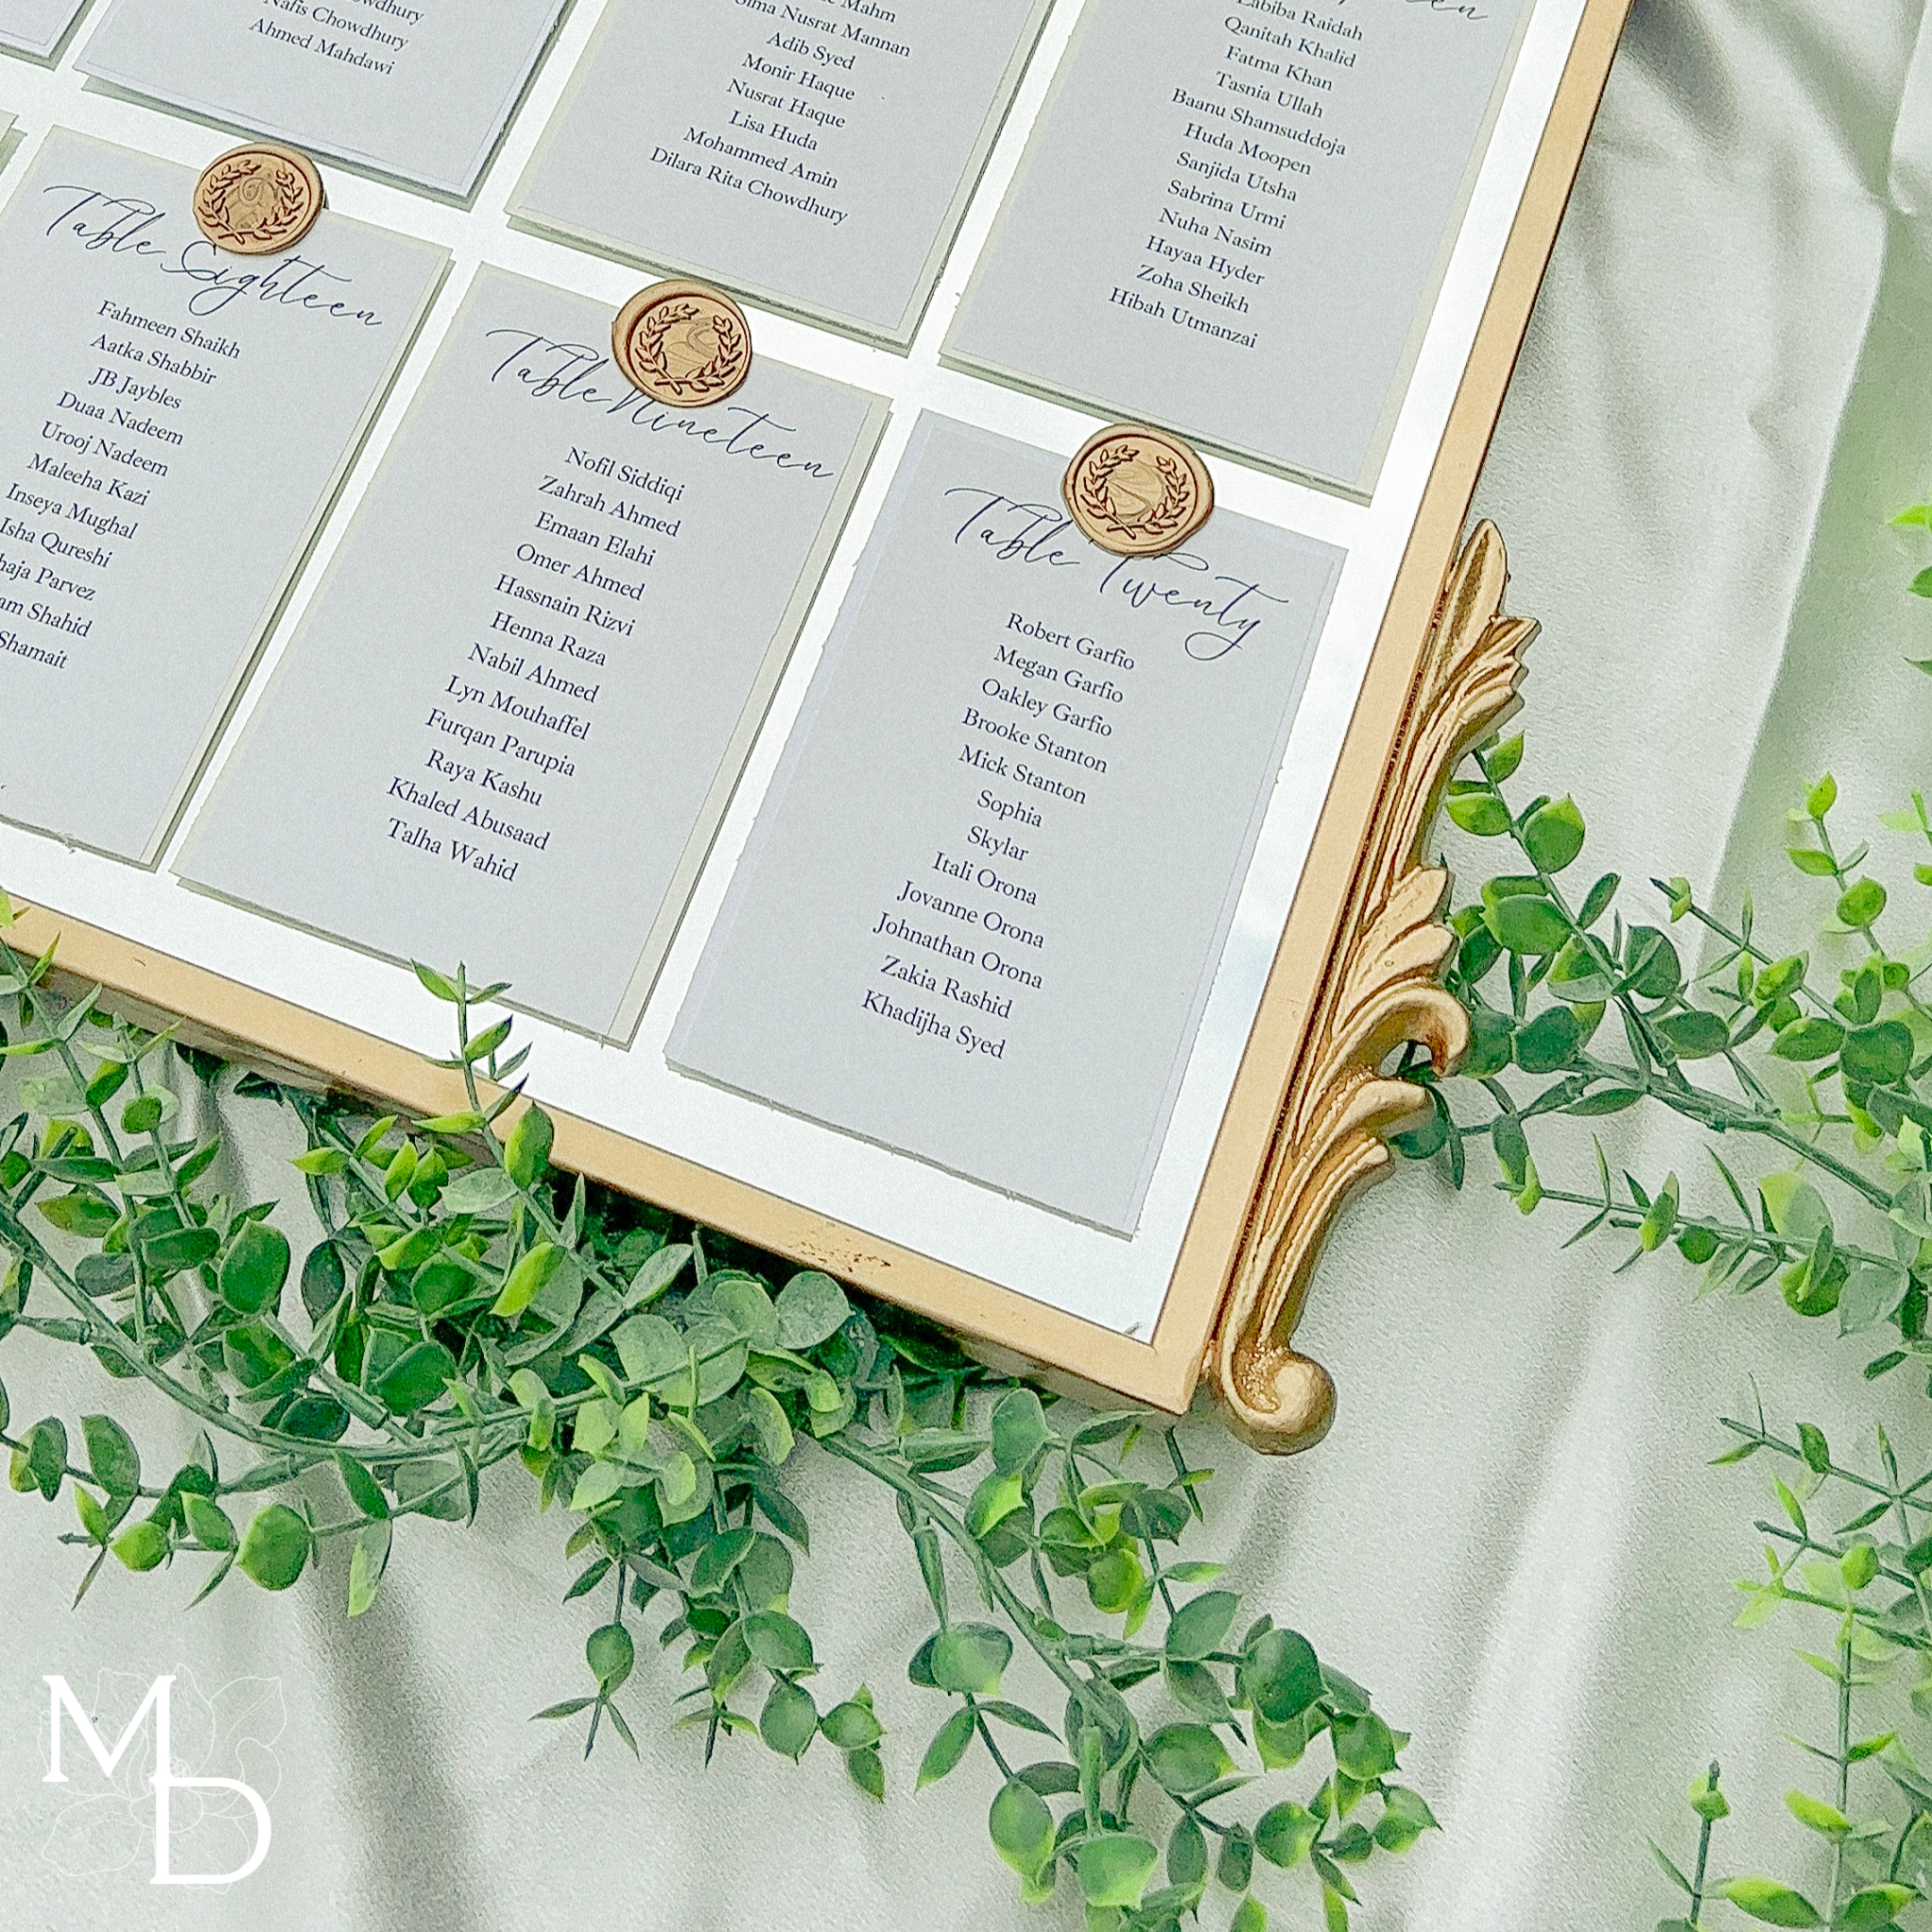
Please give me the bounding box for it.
[192,142,325,257]
[1064,425,1214,558]
[612,280,754,408]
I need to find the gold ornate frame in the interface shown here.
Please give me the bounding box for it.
[1210,523,1534,1452]
[8,0,1628,1451]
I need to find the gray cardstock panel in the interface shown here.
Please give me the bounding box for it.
[948,0,1530,494]
[670,413,1344,1235]
[511,0,1052,344]
[79,0,568,196]
[0,127,446,863]
[0,0,88,58]
[181,264,887,1041]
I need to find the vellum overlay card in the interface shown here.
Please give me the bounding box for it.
[512,0,1054,345]
[0,0,88,58]
[79,0,569,196]
[671,414,1343,1235]
[181,265,887,1041]
[949,0,1532,494]
[0,128,446,864]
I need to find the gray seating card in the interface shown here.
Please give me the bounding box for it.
[670,413,1343,1234]
[181,265,888,1041]
[0,0,88,58]
[0,128,446,863]
[79,0,569,196]
[948,0,1531,495]
[511,0,1053,345]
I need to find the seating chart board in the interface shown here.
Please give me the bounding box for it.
[0,0,1631,1415]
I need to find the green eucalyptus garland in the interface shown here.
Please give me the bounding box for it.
[0,917,1433,1928]
[1398,513,1932,1930]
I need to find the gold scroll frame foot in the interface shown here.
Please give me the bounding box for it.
[1207,520,1539,1456]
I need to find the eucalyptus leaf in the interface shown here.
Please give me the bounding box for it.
[492,1242,563,1320]
[774,1272,850,1350]
[441,1165,519,1216]
[1241,1627,1323,1722]
[1165,1589,1239,1661]
[81,1414,139,1497]
[183,1493,236,1552]
[712,1274,779,1348]
[989,1777,1054,1884]
[220,1220,290,1316]
[1485,893,1571,956]
[990,1387,1049,1474]
[1076,1833,1158,1910]
[1146,1723,1233,1794]
[375,1341,458,1417]
[1257,1800,1322,1868]
[237,1505,309,1591]
[1524,796,1586,873]
[504,1106,554,1189]
[1717,1878,1823,1927]
[747,1387,794,1465]
[626,1241,691,1307]
[1168,1811,1208,1888]
[613,1312,686,1386]
[932,1624,1012,1696]
[111,1520,169,1573]
[760,1678,818,1761]
[742,1611,814,1674]
[347,1521,391,1618]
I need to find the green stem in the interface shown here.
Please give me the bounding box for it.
[1688,1762,1719,1923]
[1722,1420,1931,1508]
[1880,1434,1932,1651]
[1669,899,1840,1023]
[1828,1618,1854,1916]
[1524,1184,1907,1280]
[1460,1031,1896,1213]
[824,1435,1094,1708]
[973,1703,1014,1782]
[1176,1790,1237,1840]
[308,1463,474,1539]
[1753,1522,1932,1626]
[2,1208,333,1460]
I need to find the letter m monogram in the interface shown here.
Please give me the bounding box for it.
[44,1674,272,1884]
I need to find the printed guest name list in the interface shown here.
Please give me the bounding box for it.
[513,0,1052,342]
[0,127,445,863]
[950,0,1529,492]
[80,0,571,195]
[671,414,1344,1235]
[182,265,885,1041]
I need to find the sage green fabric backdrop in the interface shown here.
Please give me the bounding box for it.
[6,1,1931,1923]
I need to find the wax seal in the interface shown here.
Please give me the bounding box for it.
[192,142,325,257]
[1063,425,1215,558]
[612,280,754,408]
